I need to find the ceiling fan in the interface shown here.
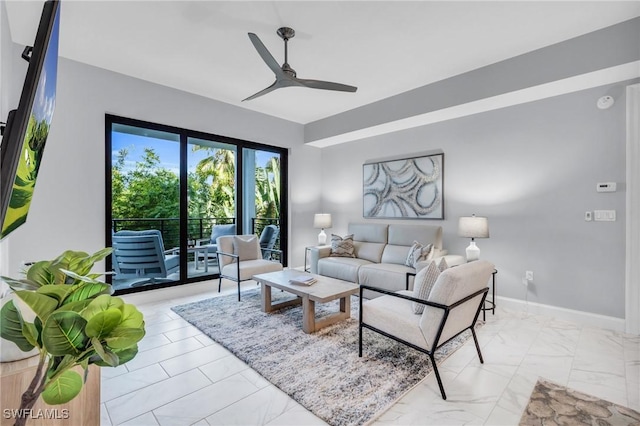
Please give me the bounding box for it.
[243,27,358,102]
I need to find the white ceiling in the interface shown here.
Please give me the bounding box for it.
[5,1,640,124]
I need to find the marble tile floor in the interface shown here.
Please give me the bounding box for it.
[101,279,640,426]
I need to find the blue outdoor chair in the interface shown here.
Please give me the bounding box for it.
[112,229,179,285]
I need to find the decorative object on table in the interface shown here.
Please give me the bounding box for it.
[288,275,317,286]
[313,213,332,245]
[458,214,490,261]
[0,249,145,426]
[520,379,640,425]
[363,152,444,219]
[171,288,478,426]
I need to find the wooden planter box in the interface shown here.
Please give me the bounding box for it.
[0,356,100,426]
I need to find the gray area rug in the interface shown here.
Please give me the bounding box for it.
[519,378,640,425]
[171,288,476,426]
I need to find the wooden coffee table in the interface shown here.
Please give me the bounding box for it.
[253,270,359,334]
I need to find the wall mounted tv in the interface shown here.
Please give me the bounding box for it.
[0,0,60,239]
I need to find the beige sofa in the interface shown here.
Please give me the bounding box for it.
[309,223,464,297]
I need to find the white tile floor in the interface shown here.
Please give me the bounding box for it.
[101,279,640,426]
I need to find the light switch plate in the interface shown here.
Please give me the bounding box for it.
[594,210,616,221]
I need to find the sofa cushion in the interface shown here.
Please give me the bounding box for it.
[359,263,414,294]
[318,257,372,283]
[381,244,411,265]
[362,290,428,349]
[330,234,356,258]
[405,241,433,268]
[388,224,442,250]
[412,260,440,314]
[348,223,388,244]
[354,241,386,263]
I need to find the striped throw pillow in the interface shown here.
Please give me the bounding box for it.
[412,260,440,314]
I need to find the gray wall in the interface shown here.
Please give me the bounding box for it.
[320,80,633,318]
[0,52,322,278]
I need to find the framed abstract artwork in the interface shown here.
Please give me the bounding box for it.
[363,152,444,219]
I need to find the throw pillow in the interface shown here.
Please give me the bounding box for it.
[412,260,440,314]
[437,257,449,272]
[233,235,259,262]
[405,241,434,268]
[330,234,356,258]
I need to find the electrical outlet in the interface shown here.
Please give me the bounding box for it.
[525,271,534,281]
[585,211,592,221]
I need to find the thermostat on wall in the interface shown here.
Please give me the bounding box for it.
[596,182,616,192]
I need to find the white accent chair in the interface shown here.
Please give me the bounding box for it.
[359,260,495,400]
[216,234,283,301]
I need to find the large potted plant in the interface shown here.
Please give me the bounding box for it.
[0,249,145,426]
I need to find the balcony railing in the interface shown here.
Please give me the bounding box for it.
[112,217,279,252]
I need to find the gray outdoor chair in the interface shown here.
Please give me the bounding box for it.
[258,224,280,260]
[195,223,236,267]
[112,229,179,285]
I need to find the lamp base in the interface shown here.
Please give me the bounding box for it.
[318,229,327,245]
[466,241,480,262]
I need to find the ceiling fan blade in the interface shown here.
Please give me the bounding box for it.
[248,33,283,76]
[242,81,280,102]
[296,78,358,93]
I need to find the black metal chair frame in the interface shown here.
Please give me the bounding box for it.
[216,247,283,301]
[358,284,489,400]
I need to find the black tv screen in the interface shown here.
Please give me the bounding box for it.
[0,0,60,239]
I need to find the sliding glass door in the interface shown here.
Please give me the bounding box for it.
[106,115,287,294]
[110,123,181,291]
[187,137,237,278]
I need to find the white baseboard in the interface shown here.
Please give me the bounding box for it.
[121,280,216,305]
[497,296,626,333]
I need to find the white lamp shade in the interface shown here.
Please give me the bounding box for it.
[458,216,490,239]
[313,214,332,229]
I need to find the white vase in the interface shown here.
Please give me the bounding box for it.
[1,292,39,362]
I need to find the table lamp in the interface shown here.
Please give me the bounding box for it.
[458,215,489,261]
[313,213,332,245]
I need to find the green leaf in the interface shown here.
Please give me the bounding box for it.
[54,299,93,314]
[0,300,35,352]
[81,295,124,321]
[91,337,118,367]
[42,370,83,405]
[22,321,39,348]
[25,261,55,286]
[36,285,73,302]
[63,282,111,304]
[114,346,139,365]
[49,355,76,377]
[85,308,122,338]
[42,311,89,356]
[0,276,40,291]
[118,304,144,329]
[92,345,138,367]
[14,290,58,321]
[104,327,144,349]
